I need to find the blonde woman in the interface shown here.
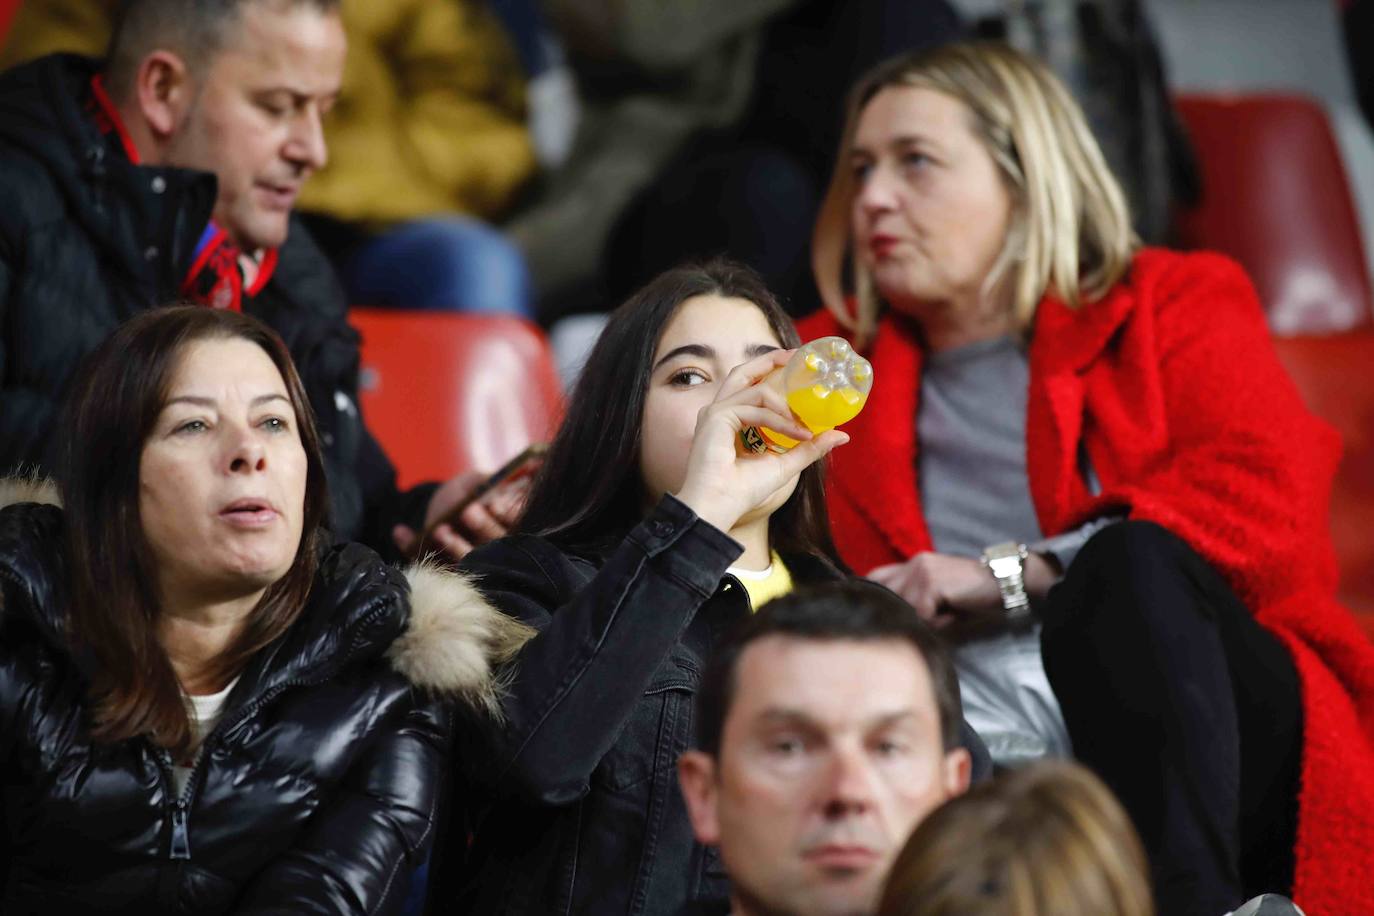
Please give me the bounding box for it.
[877,760,1154,916]
[799,42,1374,916]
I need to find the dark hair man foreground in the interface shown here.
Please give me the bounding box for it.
[0,0,513,559]
[678,582,974,916]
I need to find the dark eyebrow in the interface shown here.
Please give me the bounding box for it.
[652,342,781,374]
[652,344,714,374]
[758,708,819,726]
[868,709,921,731]
[755,709,825,736]
[755,707,921,731]
[165,393,290,409]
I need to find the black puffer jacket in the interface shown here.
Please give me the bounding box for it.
[0,54,433,554]
[442,496,990,915]
[0,479,525,915]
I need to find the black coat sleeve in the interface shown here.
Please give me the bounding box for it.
[232,693,452,916]
[459,496,742,805]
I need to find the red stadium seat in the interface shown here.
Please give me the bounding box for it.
[0,1,19,49]
[1175,92,1374,634]
[1273,332,1374,629]
[350,309,563,490]
[1175,94,1373,333]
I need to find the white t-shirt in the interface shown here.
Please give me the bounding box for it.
[172,677,240,797]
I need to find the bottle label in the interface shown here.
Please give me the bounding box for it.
[739,426,779,454]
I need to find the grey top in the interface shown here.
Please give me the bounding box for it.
[920,335,1113,571]
[917,335,1118,765]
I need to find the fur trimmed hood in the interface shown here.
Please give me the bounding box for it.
[391,558,533,714]
[0,474,61,509]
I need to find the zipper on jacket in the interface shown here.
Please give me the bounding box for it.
[148,645,370,864]
[153,747,194,861]
[169,805,191,860]
[7,570,395,863]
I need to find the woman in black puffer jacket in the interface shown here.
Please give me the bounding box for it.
[0,306,529,914]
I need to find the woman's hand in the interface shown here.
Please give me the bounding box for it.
[868,552,1002,625]
[867,550,1059,636]
[675,349,848,534]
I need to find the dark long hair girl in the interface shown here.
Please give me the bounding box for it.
[519,258,841,564]
[449,259,854,915]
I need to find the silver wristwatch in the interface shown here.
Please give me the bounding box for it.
[981,541,1032,624]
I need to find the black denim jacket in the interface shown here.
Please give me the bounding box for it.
[439,495,847,915]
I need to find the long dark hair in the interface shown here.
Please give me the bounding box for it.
[55,306,330,759]
[519,259,840,564]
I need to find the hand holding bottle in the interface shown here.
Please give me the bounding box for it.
[676,349,849,534]
[747,336,874,453]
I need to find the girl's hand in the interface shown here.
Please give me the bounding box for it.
[675,349,848,533]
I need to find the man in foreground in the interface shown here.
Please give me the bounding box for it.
[678,582,974,916]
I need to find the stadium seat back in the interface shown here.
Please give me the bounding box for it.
[1272,332,1374,630]
[351,309,563,490]
[1175,93,1373,333]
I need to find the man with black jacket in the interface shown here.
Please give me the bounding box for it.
[0,0,506,559]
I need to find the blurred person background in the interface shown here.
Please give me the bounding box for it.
[876,760,1156,916]
[876,760,1305,916]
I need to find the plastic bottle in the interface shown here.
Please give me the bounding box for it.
[741,336,874,453]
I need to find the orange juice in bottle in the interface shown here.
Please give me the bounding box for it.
[746,336,873,452]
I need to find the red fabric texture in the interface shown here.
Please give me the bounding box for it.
[797,248,1374,912]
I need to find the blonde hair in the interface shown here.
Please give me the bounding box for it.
[876,760,1155,916]
[813,42,1138,346]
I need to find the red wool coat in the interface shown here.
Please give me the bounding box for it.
[797,248,1374,913]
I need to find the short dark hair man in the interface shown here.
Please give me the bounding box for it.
[0,0,507,557]
[678,582,974,916]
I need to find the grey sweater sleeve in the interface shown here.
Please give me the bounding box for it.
[1030,514,1124,576]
